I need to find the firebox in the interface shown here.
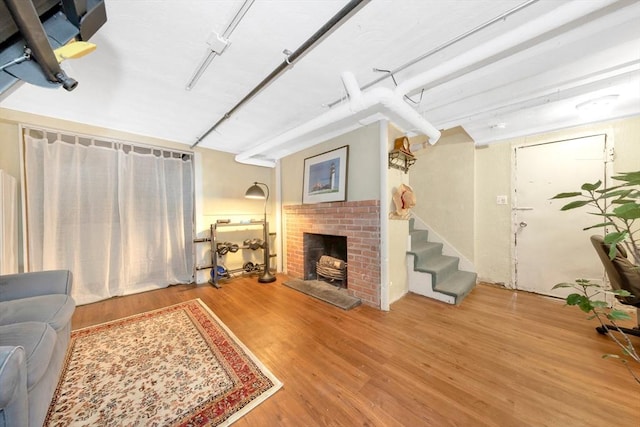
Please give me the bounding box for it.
[303,233,347,287]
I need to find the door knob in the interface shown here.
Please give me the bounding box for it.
[519,221,528,228]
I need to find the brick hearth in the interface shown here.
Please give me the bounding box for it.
[284,200,381,308]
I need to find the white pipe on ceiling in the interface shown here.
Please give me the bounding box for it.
[235,73,441,167]
[235,0,620,167]
[394,0,620,97]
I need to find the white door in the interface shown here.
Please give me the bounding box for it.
[513,135,607,298]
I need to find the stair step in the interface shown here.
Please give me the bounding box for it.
[414,254,459,284]
[433,270,477,304]
[410,229,429,242]
[408,241,442,259]
[407,218,476,305]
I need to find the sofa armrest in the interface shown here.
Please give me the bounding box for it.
[0,270,73,302]
[0,346,28,427]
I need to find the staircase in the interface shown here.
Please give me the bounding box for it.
[407,219,476,305]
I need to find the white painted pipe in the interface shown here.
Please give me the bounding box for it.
[341,71,365,111]
[235,73,441,166]
[394,0,619,97]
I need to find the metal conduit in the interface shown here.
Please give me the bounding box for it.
[326,0,540,108]
[185,0,255,91]
[191,0,371,149]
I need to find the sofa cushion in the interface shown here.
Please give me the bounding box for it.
[0,322,56,390]
[0,294,75,332]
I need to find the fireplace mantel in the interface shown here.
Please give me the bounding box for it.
[284,200,381,307]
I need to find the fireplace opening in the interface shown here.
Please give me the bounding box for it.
[303,233,347,287]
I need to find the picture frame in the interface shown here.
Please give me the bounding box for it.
[302,145,349,204]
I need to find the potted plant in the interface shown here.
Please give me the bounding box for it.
[551,171,640,384]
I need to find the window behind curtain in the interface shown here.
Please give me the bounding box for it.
[23,128,194,305]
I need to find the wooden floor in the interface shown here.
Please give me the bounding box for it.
[72,275,639,426]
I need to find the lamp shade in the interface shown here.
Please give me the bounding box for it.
[245,183,266,199]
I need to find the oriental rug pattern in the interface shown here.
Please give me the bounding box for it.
[45,299,282,426]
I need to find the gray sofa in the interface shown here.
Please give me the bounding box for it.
[0,270,75,427]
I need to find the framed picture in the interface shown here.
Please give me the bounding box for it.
[302,145,349,204]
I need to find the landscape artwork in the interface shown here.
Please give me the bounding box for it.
[302,145,348,204]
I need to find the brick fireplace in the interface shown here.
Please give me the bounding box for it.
[284,200,381,307]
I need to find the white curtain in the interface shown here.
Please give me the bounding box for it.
[24,133,194,304]
[0,170,18,274]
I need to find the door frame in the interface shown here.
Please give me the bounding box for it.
[510,132,614,292]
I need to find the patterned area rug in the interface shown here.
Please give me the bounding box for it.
[45,299,282,426]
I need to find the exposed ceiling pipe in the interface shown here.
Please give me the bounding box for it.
[326,0,540,108]
[235,72,441,167]
[190,0,371,149]
[341,71,441,143]
[235,0,620,167]
[394,0,619,98]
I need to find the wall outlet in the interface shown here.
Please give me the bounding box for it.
[496,195,508,205]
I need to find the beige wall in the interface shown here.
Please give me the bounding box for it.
[474,115,640,286]
[279,123,381,205]
[409,126,476,262]
[474,142,512,285]
[199,149,273,223]
[387,124,410,303]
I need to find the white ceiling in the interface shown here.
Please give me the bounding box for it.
[1,0,639,165]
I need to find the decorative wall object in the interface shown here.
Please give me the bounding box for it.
[302,145,348,204]
[390,183,416,220]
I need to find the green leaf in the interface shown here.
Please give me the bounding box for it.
[593,212,616,218]
[611,198,636,204]
[610,289,632,297]
[601,189,633,199]
[582,222,614,231]
[580,282,603,288]
[602,354,620,359]
[551,192,583,199]
[612,171,640,183]
[581,181,602,191]
[607,310,632,321]
[613,203,640,220]
[604,231,627,242]
[566,293,583,305]
[596,185,628,194]
[577,298,594,313]
[603,234,628,258]
[591,300,609,308]
[608,244,619,260]
[552,283,574,289]
[560,200,591,210]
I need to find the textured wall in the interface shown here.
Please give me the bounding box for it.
[409,127,476,262]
